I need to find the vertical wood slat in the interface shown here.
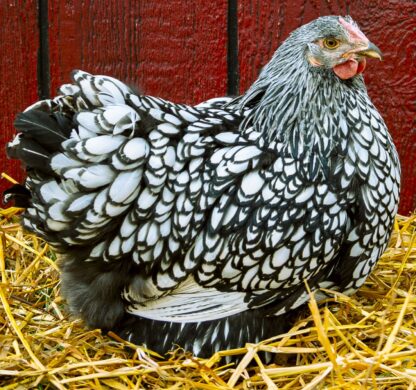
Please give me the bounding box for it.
[237,0,416,214]
[48,1,228,104]
[38,0,50,99]
[0,1,39,192]
[227,0,239,96]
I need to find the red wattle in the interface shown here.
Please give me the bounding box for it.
[357,58,367,74]
[333,58,366,80]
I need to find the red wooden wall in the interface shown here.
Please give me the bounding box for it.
[0,1,39,185]
[0,1,415,214]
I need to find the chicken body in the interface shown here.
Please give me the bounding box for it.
[6,16,400,356]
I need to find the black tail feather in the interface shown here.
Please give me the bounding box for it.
[7,104,73,175]
[3,184,31,208]
[14,109,71,152]
[6,135,53,174]
[53,111,73,135]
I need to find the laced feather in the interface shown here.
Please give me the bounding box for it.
[5,15,401,358]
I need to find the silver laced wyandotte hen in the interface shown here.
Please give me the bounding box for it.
[5,16,400,357]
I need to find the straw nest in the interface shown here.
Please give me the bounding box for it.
[0,206,415,389]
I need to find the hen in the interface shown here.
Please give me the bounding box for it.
[6,16,400,357]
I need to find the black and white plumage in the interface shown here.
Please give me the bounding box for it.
[6,16,400,357]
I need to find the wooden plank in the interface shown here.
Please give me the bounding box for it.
[48,1,228,104]
[0,1,39,191]
[356,1,416,215]
[238,0,416,213]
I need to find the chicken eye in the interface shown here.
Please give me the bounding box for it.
[323,38,340,49]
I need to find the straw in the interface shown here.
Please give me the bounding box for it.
[0,206,415,389]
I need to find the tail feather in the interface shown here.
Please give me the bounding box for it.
[2,184,31,207]
[14,109,71,151]
[7,135,53,174]
[6,100,74,179]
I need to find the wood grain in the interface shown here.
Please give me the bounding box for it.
[238,0,416,213]
[0,1,39,193]
[48,1,228,104]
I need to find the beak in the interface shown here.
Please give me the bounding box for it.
[357,41,383,60]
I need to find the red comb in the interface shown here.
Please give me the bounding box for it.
[339,17,368,43]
